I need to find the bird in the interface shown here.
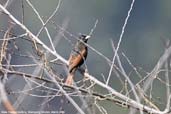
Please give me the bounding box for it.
[65,34,90,86]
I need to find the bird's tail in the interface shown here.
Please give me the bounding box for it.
[65,73,74,86]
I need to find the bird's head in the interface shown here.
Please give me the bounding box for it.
[79,34,90,43]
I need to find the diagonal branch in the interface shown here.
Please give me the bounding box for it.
[0,4,68,65]
[106,0,135,85]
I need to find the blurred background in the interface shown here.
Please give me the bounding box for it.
[0,0,171,114]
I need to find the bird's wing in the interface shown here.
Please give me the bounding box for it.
[68,49,87,72]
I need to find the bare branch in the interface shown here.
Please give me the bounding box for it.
[0,4,68,65]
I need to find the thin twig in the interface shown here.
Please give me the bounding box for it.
[110,40,141,111]
[106,0,135,86]
[0,4,68,64]
[88,19,98,36]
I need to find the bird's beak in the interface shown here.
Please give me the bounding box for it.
[85,35,91,39]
